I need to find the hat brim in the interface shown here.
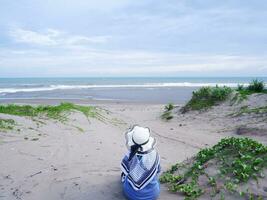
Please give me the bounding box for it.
[125,126,156,153]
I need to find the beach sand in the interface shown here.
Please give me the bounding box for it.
[0,94,266,200]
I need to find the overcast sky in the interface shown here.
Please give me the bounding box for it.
[0,0,267,77]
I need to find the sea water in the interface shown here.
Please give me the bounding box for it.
[0,77,266,104]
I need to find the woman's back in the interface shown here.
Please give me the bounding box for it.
[120,125,160,200]
[121,145,160,199]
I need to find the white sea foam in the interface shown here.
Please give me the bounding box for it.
[0,82,251,94]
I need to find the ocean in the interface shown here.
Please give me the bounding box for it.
[0,77,266,104]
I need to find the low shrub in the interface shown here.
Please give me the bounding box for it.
[247,79,265,92]
[182,86,232,112]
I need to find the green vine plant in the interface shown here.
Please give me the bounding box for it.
[160,137,267,200]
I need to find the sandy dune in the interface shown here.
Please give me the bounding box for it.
[0,95,266,199]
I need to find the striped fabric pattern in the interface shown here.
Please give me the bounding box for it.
[121,150,160,191]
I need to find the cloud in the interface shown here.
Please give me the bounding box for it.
[0,47,266,76]
[9,28,110,47]
[1,1,267,77]
[65,35,110,45]
[10,28,57,46]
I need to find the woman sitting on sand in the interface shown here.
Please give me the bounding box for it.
[120,125,161,200]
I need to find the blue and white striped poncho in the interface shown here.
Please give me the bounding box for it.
[121,150,161,200]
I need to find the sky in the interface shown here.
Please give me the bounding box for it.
[0,0,267,77]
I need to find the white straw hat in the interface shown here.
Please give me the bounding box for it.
[125,125,156,153]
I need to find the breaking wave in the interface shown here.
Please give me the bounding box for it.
[0,82,250,94]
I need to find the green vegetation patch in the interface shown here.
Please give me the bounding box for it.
[0,118,16,131]
[160,137,267,199]
[0,102,99,121]
[181,80,266,113]
[233,79,267,104]
[182,86,233,112]
[238,79,266,94]
[247,79,265,93]
[161,103,174,121]
[230,105,267,117]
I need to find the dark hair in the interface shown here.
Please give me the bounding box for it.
[128,144,141,161]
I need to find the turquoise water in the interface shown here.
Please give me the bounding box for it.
[0,77,266,103]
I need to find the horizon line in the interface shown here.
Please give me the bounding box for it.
[0,76,267,79]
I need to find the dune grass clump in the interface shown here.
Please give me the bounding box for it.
[231,79,266,104]
[165,103,174,111]
[161,103,174,120]
[230,105,267,117]
[237,79,265,93]
[237,84,245,91]
[182,86,232,112]
[181,79,266,113]
[0,102,98,121]
[0,118,16,131]
[160,137,267,199]
[236,79,266,99]
[247,79,265,93]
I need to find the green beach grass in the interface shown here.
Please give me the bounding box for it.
[161,103,174,121]
[230,105,267,117]
[0,118,16,131]
[180,79,266,113]
[0,102,99,121]
[181,86,233,112]
[233,79,267,103]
